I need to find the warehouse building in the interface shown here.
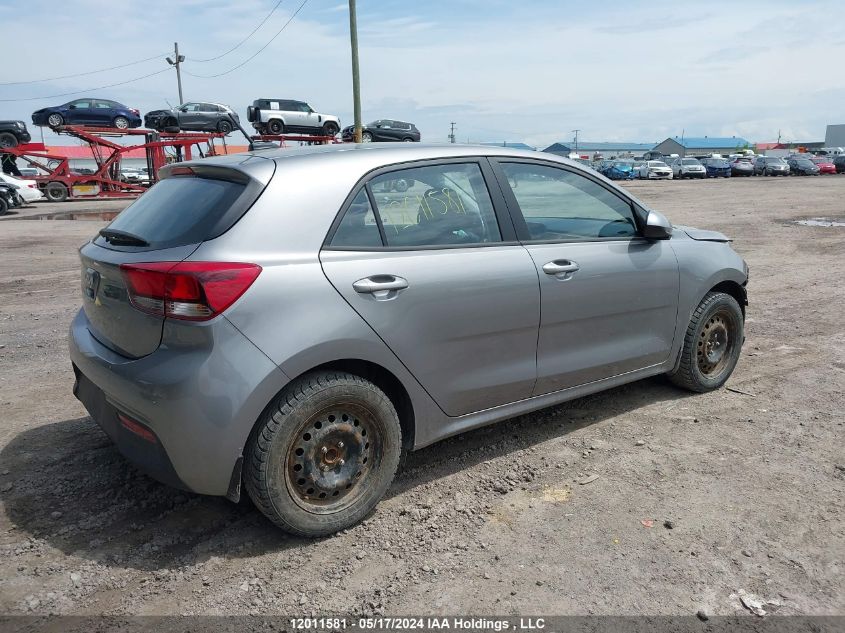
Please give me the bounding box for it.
[824,124,845,147]
[652,136,751,157]
[543,141,655,158]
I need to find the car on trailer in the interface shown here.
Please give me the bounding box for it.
[341,120,420,143]
[32,99,142,130]
[0,121,32,148]
[145,103,240,135]
[247,99,340,137]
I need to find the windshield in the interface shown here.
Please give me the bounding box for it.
[649,161,668,167]
[767,158,786,164]
[681,159,699,165]
[708,160,729,167]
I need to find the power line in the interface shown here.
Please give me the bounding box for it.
[188,0,286,63]
[0,53,168,86]
[0,67,173,102]
[183,0,310,79]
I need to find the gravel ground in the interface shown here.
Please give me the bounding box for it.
[0,175,843,617]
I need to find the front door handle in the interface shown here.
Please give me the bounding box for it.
[542,260,580,275]
[352,275,409,300]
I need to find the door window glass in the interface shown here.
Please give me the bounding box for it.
[71,100,91,109]
[500,163,638,241]
[369,163,501,247]
[330,190,382,248]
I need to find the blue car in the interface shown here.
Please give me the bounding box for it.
[702,158,731,178]
[32,98,142,130]
[603,160,636,180]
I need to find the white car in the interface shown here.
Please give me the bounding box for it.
[639,161,674,180]
[0,173,45,203]
[671,157,707,179]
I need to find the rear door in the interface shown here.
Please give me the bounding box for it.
[492,159,679,394]
[78,162,273,358]
[320,159,540,416]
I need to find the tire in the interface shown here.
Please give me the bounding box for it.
[0,196,8,216]
[45,181,68,202]
[244,371,402,537]
[402,137,414,142]
[218,119,233,134]
[322,122,339,137]
[0,132,18,148]
[267,119,284,135]
[393,178,409,192]
[361,131,373,143]
[113,116,130,130]
[47,113,64,128]
[668,292,744,393]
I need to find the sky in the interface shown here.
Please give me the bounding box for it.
[2,0,844,149]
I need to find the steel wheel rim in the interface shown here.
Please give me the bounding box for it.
[697,310,736,377]
[284,402,380,515]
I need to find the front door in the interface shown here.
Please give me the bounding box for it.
[320,160,540,417]
[493,159,679,394]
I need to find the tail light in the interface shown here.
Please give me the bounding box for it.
[120,262,261,321]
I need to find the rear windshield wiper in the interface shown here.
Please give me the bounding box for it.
[98,228,149,247]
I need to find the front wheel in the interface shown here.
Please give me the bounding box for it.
[668,292,744,392]
[322,122,339,137]
[45,181,68,202]
[245,372,402,537]
[0,132,18,148]
[218,119,233,134]
[361,131,373,143]
[47,113,64,128]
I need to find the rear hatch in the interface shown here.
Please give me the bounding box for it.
[79,159,274,359]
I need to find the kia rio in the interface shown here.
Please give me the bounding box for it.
[69,144,748,536]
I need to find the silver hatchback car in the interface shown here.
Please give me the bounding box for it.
[69,144,748,536]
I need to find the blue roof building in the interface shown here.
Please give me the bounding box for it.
[653,136,751,156]
[543,141,656,157]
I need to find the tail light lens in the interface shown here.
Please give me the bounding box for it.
[120,262,261,321]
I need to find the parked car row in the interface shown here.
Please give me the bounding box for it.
[18,97,421,143]
[0,171,45,212]
[592,153,845,181]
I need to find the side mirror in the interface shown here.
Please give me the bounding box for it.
[68,105,76,110]
[643,210,673,240]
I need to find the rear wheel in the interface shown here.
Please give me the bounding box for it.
[245,371,402,537]
[668,292,743,393]
[45,181,68,202]
[0,132,18,148]
[0,196,8,216]
[113,116,130,130]
[267,119,284,135]
[47,113,64,128]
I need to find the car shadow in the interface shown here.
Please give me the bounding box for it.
[0,376,693,571]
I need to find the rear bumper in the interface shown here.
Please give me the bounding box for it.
[68,308,288,496]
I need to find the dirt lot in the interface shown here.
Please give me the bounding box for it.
[0,176,843,617]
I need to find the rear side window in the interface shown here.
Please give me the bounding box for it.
[98,176,246,249]
[370,163,501,247]
[330,190,382,247]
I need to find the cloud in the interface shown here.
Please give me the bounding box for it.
[0,0,842,148]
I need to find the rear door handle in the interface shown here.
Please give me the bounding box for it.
[352,275,409,300]
[542,260,580,276]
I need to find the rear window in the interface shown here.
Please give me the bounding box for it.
[98,176,246,250]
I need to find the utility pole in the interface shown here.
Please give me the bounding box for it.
[777,129,782,144]
[166,42,185,104]
[572,129,580,153]
[449,122,456,143]
[349,1,362,143]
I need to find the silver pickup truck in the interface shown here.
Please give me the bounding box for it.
[247,98,340,137]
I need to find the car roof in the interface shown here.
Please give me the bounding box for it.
[178,143,653,210]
